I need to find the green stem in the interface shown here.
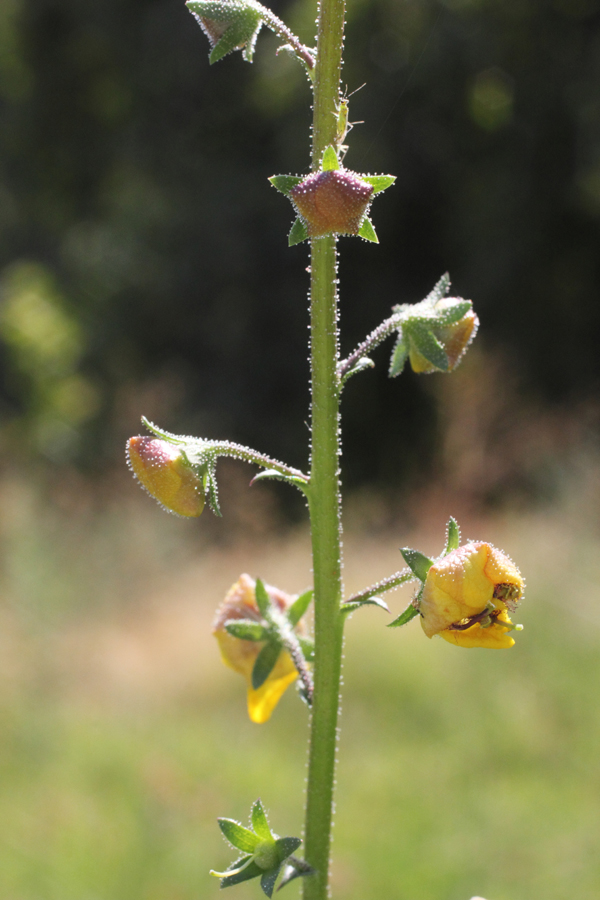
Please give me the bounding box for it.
[343,569,414,606]
[303,1,346,897]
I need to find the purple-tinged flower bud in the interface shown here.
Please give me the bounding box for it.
[289,169,374,238]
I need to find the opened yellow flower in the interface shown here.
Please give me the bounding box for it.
[213,574,301,723]
[126,436,205,517]
[420,542,524,648]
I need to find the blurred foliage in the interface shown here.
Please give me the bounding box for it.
[0,0,599,493]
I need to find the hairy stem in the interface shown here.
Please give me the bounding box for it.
[259,7,315,70]
[303,1,347,897]
[338,309,404,380]
[343,569,414,606]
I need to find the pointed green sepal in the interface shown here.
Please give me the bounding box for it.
[288,217,308,246]
[287,589,313,627]
[254,578,271,618]
[260,869,281,898]
[388,603,420,628]
[275,837,302,863]
[251,800,272,841]
[224,619,269,641]
[187,2,263,65]
[202,462,222,517]
[357,217,378,243]
[444,516,460,554]
[251,640,282,689]
[407,323,449,371]
[389,334,408,377]
[341,596,390,615]
[425,272,451,303]
[269,175,303,197]
[220,857,263,888]
[321,145,340,171]
[362,174,396,194]
[218,819,261,853]
[432,299,472,326]
[400,547,434,581]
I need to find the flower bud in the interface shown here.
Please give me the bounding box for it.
[419,542,524,648]
[409,308,479,374]
[289,169,374,238]
[213,574,302,723]
[126,436,205,517]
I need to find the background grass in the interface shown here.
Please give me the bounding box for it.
[1,465,599,900]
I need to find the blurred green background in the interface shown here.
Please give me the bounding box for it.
[1,0,600,898]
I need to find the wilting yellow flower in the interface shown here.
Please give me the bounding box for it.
[126,436,205,517]
[213,574,300,723]
[420,542,524,649]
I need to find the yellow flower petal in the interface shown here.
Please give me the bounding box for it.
[126,437,205,517]
[247,666,299,724]
[440,609,516,649]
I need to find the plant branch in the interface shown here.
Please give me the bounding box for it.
[338,309,403,380]
[259,6,315,70]
[343,569,414,606]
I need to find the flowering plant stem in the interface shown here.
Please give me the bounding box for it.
[303,2,347,897]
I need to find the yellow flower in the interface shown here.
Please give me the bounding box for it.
[213,574,300,723]
[419,542,524,649]
[126,436,205,517]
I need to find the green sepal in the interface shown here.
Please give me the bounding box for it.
[186,2,263,64]
[400,547,433,581]
[321,145,340,171]
[288,217,308,246]
[254,578,271,618]
[424,272,451,303]
[407,323,449,371]
[341,595,390,615]
[287,589,313,627]
[388,333,408,377]
[252,640,282,689]
[275,837,302,863]
[431,299,472,326]
[362,174,396,194]
[388,603,420,628]
[202,461,222,517]
[224,619,269,641]
[298,636,314,662]
[357,217,378,243]
[277,858,315,890]
[210,17,260,64]
[444,517,460,554]
[220,856,263,888]
[251,799,273,841]
[141,416,186,444]
[260,869,281,898]
[269,175,303,197]
[218,819,260,853]
[340,356,375,387]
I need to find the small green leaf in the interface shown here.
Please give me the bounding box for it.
[321,145,340,171]
[250,469,309,492]
[340,356,375,387]
[269,175,303,196]
[288,217,308,246]
[275,837,302,863]
[252,640,282,689]
[277,858,315,890]
[225,619,269,641]
[220,857,263,888]
[341,596,390,615]
[445,517,460,554]
[388,603,420,628]
[400,548,433,581]
[357,217,378,243]
[389,334,408,378]
[218,819,260,853]
[298,636,314,662]
[254,578,271,618]
[261,868,282,898]
[251,800,272,841]
[287,589,313,627]
[362,174,396,194]
[408,323,449,371]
